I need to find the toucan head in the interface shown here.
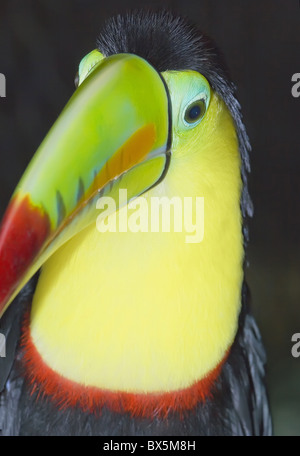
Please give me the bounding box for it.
[0,10,252,324]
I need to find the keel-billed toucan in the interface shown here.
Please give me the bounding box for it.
[0,10,272,435]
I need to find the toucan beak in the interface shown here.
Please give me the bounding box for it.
[0,53,171,316]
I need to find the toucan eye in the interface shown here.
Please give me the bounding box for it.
[184,99,206,125]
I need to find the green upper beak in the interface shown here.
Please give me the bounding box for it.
[0,53,171,316]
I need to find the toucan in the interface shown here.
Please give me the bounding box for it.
[0,10,272,435]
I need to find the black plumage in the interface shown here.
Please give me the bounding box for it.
[0,9,271,436]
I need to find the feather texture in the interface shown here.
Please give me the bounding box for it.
[0,10,271,436]
[0,283,271,435]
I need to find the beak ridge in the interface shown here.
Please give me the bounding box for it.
[0,53,171,316]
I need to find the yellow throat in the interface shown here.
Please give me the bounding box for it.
[29,87,244,394]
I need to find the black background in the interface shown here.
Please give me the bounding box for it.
[0,0,299,435]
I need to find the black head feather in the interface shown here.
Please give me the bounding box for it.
[97,9,253,243]
[97,10,226,76]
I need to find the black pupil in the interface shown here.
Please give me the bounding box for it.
[185,100,205,124]
[189,105,201,120]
